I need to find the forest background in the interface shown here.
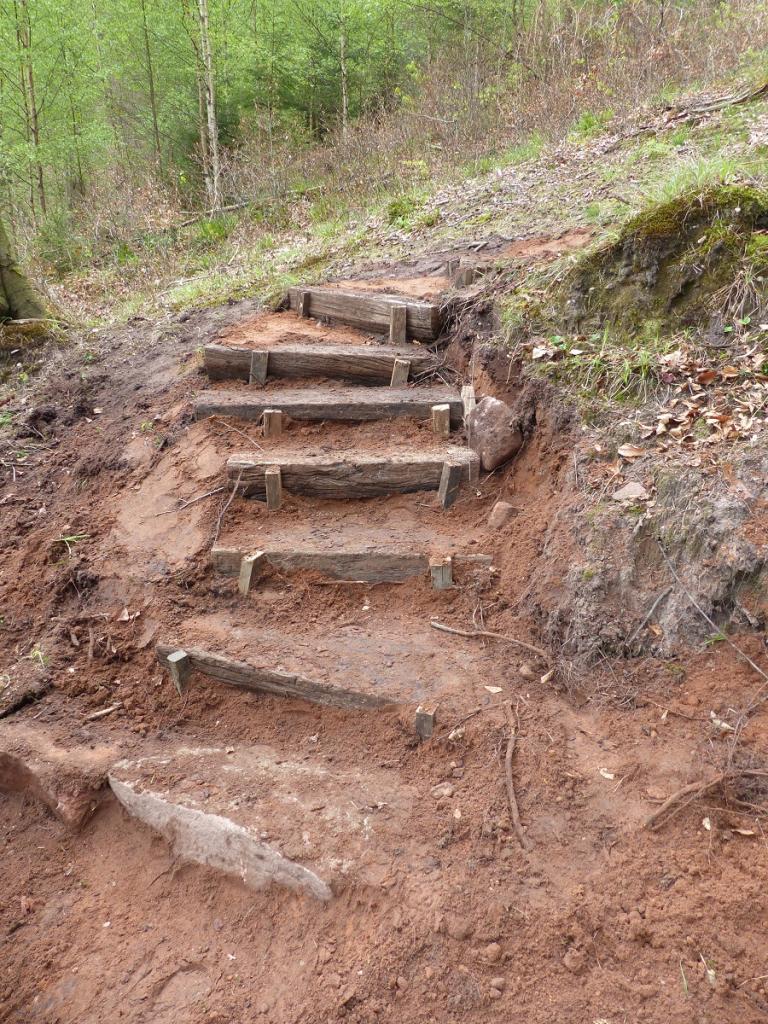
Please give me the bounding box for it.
[0,0,764,320]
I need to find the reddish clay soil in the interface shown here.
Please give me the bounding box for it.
[497,227,593,261]
[327,275,450,300]
[217,311,386,348]
[2,294,768,1024]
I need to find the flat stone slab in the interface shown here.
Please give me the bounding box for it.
[109,745,419,898]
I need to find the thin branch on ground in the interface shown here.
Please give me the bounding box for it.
[431,620,548,662]
[438,701,506,740]
[155,486,224,517]
[503,702,533,851]
[210,415,263,450]
[211,470,243,545]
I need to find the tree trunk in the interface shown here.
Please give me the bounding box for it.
[0,215,47,320]
[140,0,163,174]
[15,0,46,218]
[339,23,349,141]
[197,0,221,208]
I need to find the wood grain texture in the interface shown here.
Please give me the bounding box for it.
[195,385,462,424]
[204,342,434,384]
[438,460,464,509]
[211,546,493,581]
[156,644,394,710]
[226,447,479,499]
[287,286,443,340]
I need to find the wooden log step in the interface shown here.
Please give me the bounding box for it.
[227,447,479,499]
[287,286,443,341]
[211,546,492,583]
[204,342,435,384]
[195,386,463,425]
[156,644,393,711]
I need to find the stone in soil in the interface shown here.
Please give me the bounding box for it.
[467,397,523,472]
[109,744,421,898]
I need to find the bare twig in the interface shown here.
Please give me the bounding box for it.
[84,701,123,722]
[211,470,243,544]
[624,586,673,648]
[439,701,506,739]
[155,486,224,517]
[431,620,548,662]
[504,702,532,851]
[645,768,768,830]
[210,416,263,450]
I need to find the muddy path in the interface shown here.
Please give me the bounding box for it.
[3,258,768,1024]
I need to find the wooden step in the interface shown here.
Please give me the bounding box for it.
[157,613,495,708]
[227,446,479,500]
[195,385,462,425]
[204,342,435,385]
[211,546,493,583]
[156,644,394,711]
[287,286,443,341]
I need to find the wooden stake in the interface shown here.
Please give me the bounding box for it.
[262,408,282,437]
[249,350,269,385]
[415,704,437,740]
[429,555,453,590]
[167,650,191,697]
[390,357,411,387]
[264,465,282,510]
[238,551,266,595]
[389,302,407,344]
[444,258,458,278]
[438,459,463,509]
[455,266,477,288]
[431,403,451,437]
[297,290,311,318]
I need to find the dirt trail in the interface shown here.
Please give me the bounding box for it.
[3,258,768,1024]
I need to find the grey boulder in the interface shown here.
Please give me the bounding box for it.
[467,397,523,471]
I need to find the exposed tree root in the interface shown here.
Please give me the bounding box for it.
[430,621,548,662]
[504,702,533,851]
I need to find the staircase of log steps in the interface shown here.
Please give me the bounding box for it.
[126,281,496,894]
[157,282,490,706]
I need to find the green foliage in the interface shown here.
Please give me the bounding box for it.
[35,211,91,273]
[193,214,237,247]
[567,180,768,334]
[570,109,615,141]
[386,193,425,228]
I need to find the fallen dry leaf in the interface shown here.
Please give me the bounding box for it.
[617,443,645,460]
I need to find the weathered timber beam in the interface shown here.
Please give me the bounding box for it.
[226,448,479,500]
[204,343,434,385]
[156,644,394,710]
[287,287,443,341]
[194,386,463,425]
